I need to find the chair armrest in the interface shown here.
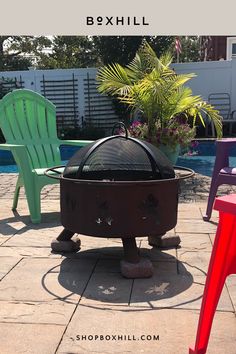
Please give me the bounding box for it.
[0,143,25,151]
[59,139,94,147]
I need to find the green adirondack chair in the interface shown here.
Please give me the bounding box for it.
[0,89,93,223]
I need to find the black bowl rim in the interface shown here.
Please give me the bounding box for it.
[44,165,194,183]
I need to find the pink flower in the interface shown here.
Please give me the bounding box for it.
[131,120,141,128]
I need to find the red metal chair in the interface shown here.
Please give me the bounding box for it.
[203,138,236,221]
[189,193,236,354]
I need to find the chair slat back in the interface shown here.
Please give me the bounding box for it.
[0,89,61,169]
[208,93,231,120]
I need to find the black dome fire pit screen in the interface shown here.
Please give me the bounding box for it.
[45,122,194,278]
[63,124,175,181]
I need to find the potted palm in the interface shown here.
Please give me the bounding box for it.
[97,42,222,164]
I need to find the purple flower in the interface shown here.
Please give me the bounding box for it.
[131,120,141,128]
[191,140,199,148]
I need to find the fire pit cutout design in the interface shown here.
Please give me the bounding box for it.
[45,123,194,279]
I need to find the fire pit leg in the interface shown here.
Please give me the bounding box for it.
[148,233,181,248]
[120,238,153,278]
[51,228,81,253]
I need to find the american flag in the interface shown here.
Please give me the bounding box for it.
[175,37,182,54]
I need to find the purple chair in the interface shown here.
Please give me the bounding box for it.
[203,138,236,221]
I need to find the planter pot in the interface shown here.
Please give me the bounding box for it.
[158,144,181,165]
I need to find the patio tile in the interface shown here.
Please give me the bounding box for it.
[0,322,64,354]
[0,300,75,325]
[152,261,178,274]
[0,208,19,220]
[175,219,217,233]
[61,251,100,260]
[0,189,236,353]
[2,226,62,248]
[0,256,22,280]
[80,245,125,259]
[72,235,124,259]
[139,241,177,262]
[0,220,27,237]
[178,207,202,219]
[94,259,178,276]
[57,306,236,354]
[0,258,96,303]
[94,258,121,273]
[0,246,61,258]
[178,202,203,210]
[0,200,60,225]
[178,233,212,251]
[177,250,211,276]
[130,273,233,312]
[38,212,61,224]
[199,205,219,220]
[226,275,236,313]
[0,235,12,245]
[209,233,216,244]
[80,272,133,306]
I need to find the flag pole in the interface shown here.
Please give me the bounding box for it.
[175,36,181,63]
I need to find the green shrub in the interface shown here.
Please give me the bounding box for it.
[58,124,106,140]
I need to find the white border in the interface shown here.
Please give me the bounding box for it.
[1,0,236,35]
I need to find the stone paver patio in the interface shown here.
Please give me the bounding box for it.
[0,173,236,353]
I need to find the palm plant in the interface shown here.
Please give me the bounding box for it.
[97,42,222,143]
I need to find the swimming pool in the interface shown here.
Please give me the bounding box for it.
[0,145,79,173]
[178,140,236,176]
[1,141,236,177]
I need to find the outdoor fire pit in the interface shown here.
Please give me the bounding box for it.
[45,123,193,278]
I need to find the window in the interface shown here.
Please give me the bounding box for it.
[232,43,236,55]
[227,37,236,59]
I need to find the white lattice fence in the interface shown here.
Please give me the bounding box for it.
[0,68,119,134]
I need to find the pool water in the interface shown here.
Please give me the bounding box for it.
[178,141,236,176]
[0,145,79,173]
[177,155,215,177]
[1,141,236,177]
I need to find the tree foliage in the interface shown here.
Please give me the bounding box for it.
[0,36,202,72]
[93,36,143,66]
[0,36,52,71]
[37,36,99,69]
[93,36,173,66]
[172,36,201,63]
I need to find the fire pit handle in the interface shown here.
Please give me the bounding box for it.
[112,122,129,139]
[44,166,65,180]
[174,166,195,180]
